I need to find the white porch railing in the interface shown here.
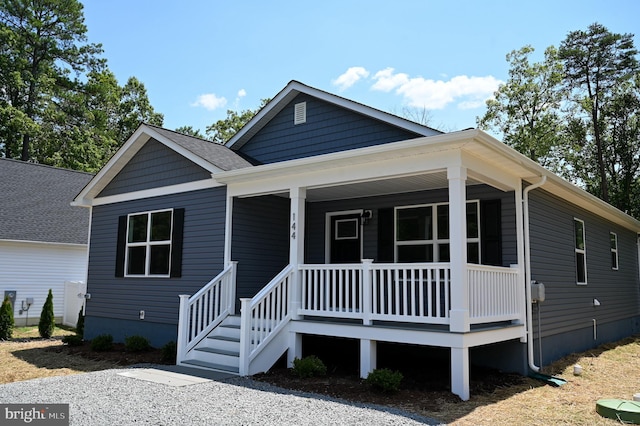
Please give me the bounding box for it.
[299,261,521,327]
[468,264,522,324]
[239,264,294,375]
[177,261,237,360]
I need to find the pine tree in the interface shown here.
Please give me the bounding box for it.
[0,296,14,340]
[38,289,55,338]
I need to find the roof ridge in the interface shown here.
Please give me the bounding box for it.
[144,122,216,145]
[0,157,94,176]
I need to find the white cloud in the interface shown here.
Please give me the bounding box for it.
[237,89,246,98]
[332,67,370,91]
[371,69,501,110]
[191,93,227,110]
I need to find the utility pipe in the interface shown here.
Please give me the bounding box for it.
[523,176,547,372]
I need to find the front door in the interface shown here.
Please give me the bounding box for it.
[328,212,362,263]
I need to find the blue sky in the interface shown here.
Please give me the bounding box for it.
[82,0,639,136]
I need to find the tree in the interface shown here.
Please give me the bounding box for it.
[175,125,206,139]
[206,99,269,144]
[478,45,566,171]
[0,296,14,340]
[38,289,55,338]
[0,0,104,161]
[559,23,639,202]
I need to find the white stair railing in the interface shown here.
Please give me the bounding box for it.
[177,261,237,362]
[239,264,294,375]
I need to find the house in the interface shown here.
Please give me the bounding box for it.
[72,81,640,400]
[1,159,92,326]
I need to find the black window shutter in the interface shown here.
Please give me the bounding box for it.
[170,208,185,278]
[115,215,127,277]
[481,199,502,266]
[377,208,394,262]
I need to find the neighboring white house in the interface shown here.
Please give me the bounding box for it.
[0,158,92,326]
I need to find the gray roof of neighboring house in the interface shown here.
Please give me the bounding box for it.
[146,125,254,171]
[0,158,93,244]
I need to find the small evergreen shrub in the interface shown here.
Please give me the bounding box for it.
[161,341,177,363]
[124,335,151,352]
[0,296,14,340]
[38,289,55,338]
[292,355,327,378]
[62,334,83,347]
[365,368,403,393]
[90,334,113,351]
[76,308,85,338]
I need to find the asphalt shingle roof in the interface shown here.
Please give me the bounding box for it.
[0,159,93,244]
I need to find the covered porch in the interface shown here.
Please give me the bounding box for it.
[178,131,534,400]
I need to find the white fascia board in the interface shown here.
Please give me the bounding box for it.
[0,239,87,249]
[73,124,222,207]
[89,179,223,207]
[225,81,440,150]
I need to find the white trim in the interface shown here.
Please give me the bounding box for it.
[78,178,222,207]
[325,210,363,263]
[124,208,174,278]
[334,218,359,240]
[574,218,587,285]
[0,239,86,248]
[610,231,619,271]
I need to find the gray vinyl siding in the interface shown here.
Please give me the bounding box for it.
[305,185,517,266]
[528,189,640,340]
[99,139,212,197]
[237,94,423,164]
[86,187,227,325]
[231,196,290,302]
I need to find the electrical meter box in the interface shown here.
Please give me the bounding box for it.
[531,281,545,303]
[4,290,17,307]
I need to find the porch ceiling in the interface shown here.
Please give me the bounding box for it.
[302,172,482,202]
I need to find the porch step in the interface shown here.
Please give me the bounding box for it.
[181,315,242,374]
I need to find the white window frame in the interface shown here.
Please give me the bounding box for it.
[394,200,480,263]
[610,232,619,270]
[574,218,587,285]
[125,208,174,278]
[334,218,359,240]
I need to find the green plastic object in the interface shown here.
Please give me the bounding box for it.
[528,371,567,387]
[596,399,640,424]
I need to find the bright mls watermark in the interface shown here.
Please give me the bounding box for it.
[1,404,69,425]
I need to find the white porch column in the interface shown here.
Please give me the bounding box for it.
[514,180,527,330]
[448,166,469,332]
[287,332,302,367]
[224,194,234,266]
[451,346,470,401]
[359,339,377,379]
[290,187,306,320]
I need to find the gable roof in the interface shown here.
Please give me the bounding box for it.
[0,158,93,245]
[225,80,443,150]
[74,123,252,204]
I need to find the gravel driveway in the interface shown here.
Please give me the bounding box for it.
[0,366,443,425]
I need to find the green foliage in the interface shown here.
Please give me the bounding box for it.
[0,296,14,340]
[205,99,270,144]
[62,334,83,347]
[38,289,55,338]
[76,308,85,339]
[90,334,113,351]
[365,368,403,393]
[292,355,327,378]
[124,335,151,352]
[161,341,177,363]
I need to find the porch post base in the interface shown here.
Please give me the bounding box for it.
[287,332,302,368]
[449,309,470,333]
[451,346,470,401]
[359,339,377,379]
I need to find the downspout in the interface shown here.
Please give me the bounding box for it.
[523,175,546,372]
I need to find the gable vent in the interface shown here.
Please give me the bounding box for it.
[294,102,306,125]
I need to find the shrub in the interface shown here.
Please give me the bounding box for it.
[0,296,14,340]
[292,355,327,378]
[38,289,55,338]
[124,335,151,352]
[365,368,403,393]
[76,308,85,338]
[90,334,113,351]
[62,334,83,347]
[161,341,177,363]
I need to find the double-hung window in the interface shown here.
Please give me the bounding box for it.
[126,209,173,277]
[610,232,618,270]
[574,218,587,284]
[395,201,480,263]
